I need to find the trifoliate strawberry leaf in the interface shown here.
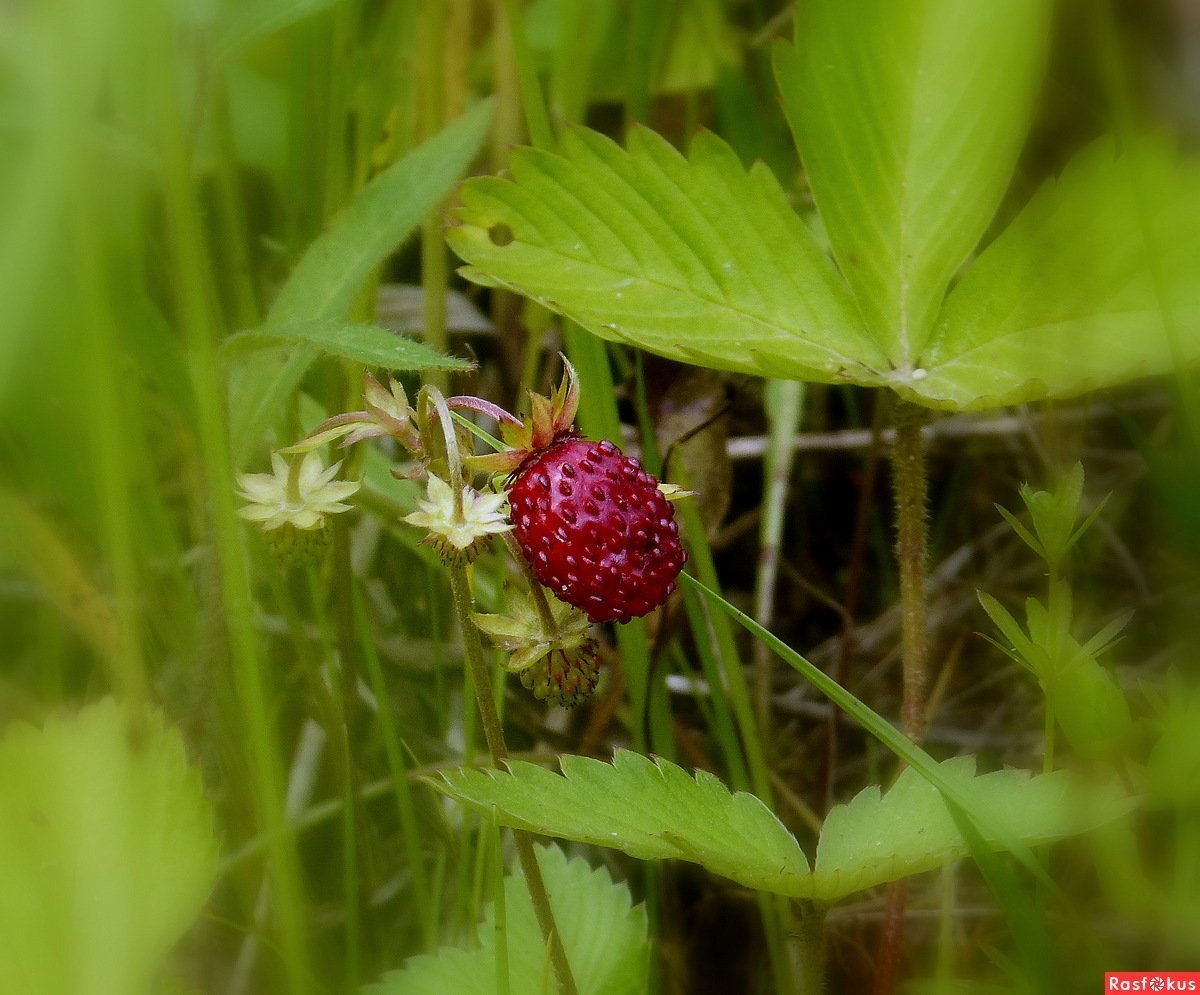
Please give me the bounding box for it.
[437,751,1128,903]
[0,699,217,995]
[362,844,647,995]
[910,138,1200,410]
[447,125,887,385]
[774,0,1049,368]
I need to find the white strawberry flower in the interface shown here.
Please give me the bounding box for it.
[403,475,511,563]
[237,451,360,532]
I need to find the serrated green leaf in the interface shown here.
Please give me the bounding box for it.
[230,99,493,465]
[436,750,1126,903]
[911,139,1200,410]
[448,125,886,383]
[436,750,810,894]
[812,757,1120,900]
[223,320,472,372]
[0,699,218,995]
[774,0,1049,367]
[362,844,647,995]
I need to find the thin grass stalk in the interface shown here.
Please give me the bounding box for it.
[331,524,365,990]
[501,0,554,149]
[72,197,150,711]
[354,587,436,949]
[753,379,805,738]
[448,564,580,995]
[673,473,797,995]
[139,3,313,987]
[624,0,655,127]
[675,474,772,802]
[208,80,261,330]
[491,815,512,995]
[419,0,450,392]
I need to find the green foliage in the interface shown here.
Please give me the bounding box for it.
[362,844,648,995]
[230,98,493,464]
[1146,672,1200,807]
[449,20,1200,412]
[915,139,1200,410]
[439,750,809,887]
[817,757,1121,899]
[994,463,1102,574]
[979,589,1133,761]
[214,0,350,58]
[0,699,217,995]
[6,0,1195,989]
[447,126,886,384]
[437,751,1124,903]
[774,0,1050,368]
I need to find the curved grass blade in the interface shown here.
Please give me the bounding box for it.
[230,98,493,465]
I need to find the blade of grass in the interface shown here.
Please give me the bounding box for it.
[754,379,805,737]
[139,0,314,987]
[943,798,1054,993]
[355,586,436,950]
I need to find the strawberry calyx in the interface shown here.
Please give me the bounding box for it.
[473,588,600,707]
[466,357,581,476]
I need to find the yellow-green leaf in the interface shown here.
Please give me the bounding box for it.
[774,0,1049,367]
[0,700,217,995]
[448,125,886,384]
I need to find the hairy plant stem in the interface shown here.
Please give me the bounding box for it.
[892,401,931,744]
[448,563,579,995]
[797,902,828,995]
[874,400,932,995]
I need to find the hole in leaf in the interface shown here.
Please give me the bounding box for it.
[488,223,515,246]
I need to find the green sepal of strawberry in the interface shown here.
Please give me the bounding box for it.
[466,357,580,476]
[284,371,424,455]
[473,587,593,672]
[474,588,600,707]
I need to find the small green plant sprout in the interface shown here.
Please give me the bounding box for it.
[993,463,1110,579]
[979,464,1133,762]
[236,450,361,565]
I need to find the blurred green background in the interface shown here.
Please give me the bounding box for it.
[1,1,1198,993]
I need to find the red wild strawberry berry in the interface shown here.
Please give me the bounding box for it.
[508,435,686,624]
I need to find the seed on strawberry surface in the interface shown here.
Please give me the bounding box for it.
[508,435,686,623]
